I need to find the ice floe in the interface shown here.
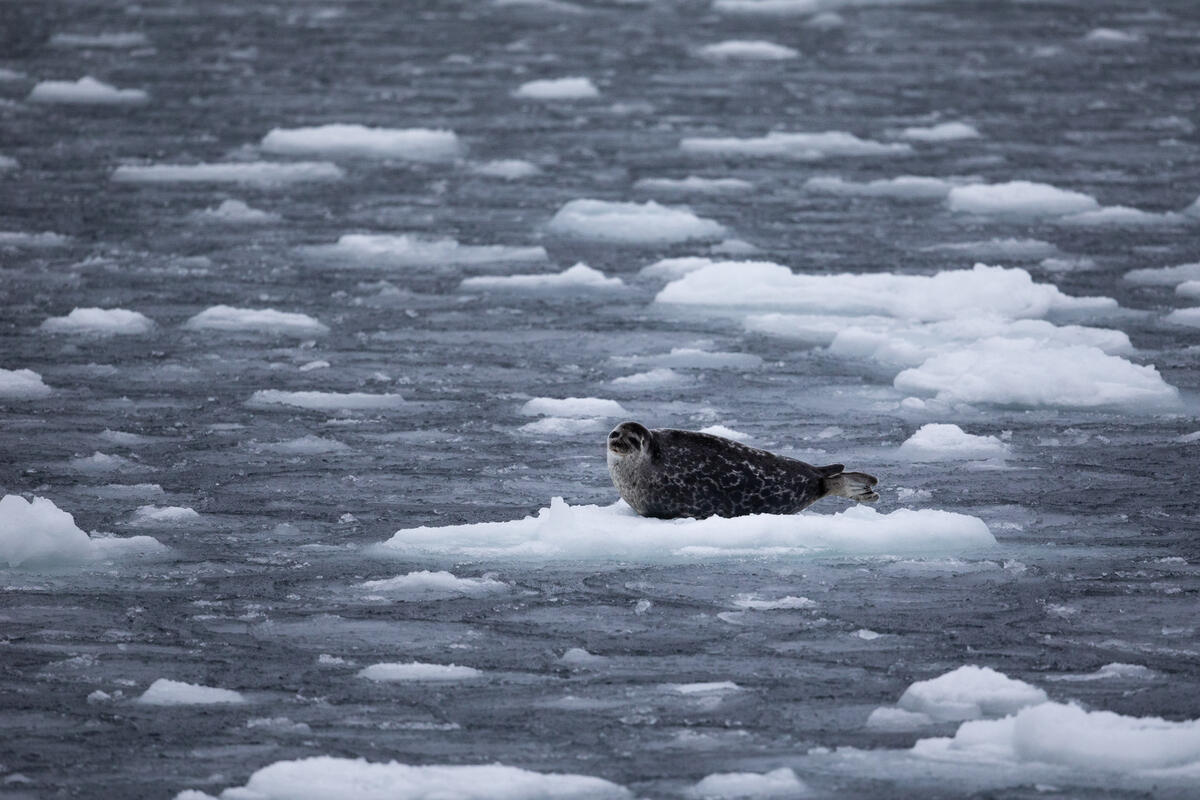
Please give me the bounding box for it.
[356,570,507,597]
[247,390,406,411]
[1046,663,1156,682]
[461,263,624,291]
[0,231,70,247]
[183,306,329,336]
[633,176,754,194]
[39,307,155,335]
[731,594,816,610]
[112,162,343,185]
[307,234,546,267]
[681,130,911,160]
[50,32,149,48]
[947,181,1100,217]
[714,0,832,15]
[897,424,1010,461]
[28,76,148,105]
[519,417,609,436]
[922,238,1060,260]
[0,155,16,170]
[1,495,164,568]
[261,125,460,161]
[805,175,961,200]
[1124,262,1200,286]
[255,436,349,455]
[130,505,201,525]
[611,368,685,388]
[546,199,726,244]
[521,397,627,418]
[697,40,799,60]
[898,121,979,141]
[1176,281,1200,299]
[137,678,245,705]
[514,76,600,100]
[375,497,994,560]
[358,662,483,682]
[1058,205,1189,227]
[687,767,807,799]
[472,159,541,179]
[613,347,762,370]
[174,756,631,800]
[894,665,1048,724]
[1165,308,1200,327]
[0,368,52,399]
[194,199,280,223]
[1084,27,1140,45]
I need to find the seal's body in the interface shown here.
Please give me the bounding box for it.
[606,422,879,519]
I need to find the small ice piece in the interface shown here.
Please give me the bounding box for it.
[521,397,627,418]
[633,599,652,615]
[731,594,816,610]
[898,122,980,142]
[639,257,728,281]
[1175,281,1200,299]
[0,368,52,399]
[711,239,759,255]
[687,767,807,799]
[897,424,1010,461]
[1164,308,1200,327]
[356,570,507,597]
[261,125,460,162]
[698,425,751,442]
[1124,262,1200,286]
[87,689,113,703]
[257,436,349,455]
[460,263,624,291]
[807,11,843,28]
[183,306,328,336]
[28,76,147,105]
[513,76,599,100]
[39,308,154,336]
[137,678,245,705]
[0,231,70,247]
[714,0,825,15]
[923,238,1060,260]
[471,159,541,179]
[547,199,726,245]
[681,130,911,160]
[175,756,631,800]
[897,665,1048,722]
[309,233,546,267]
[853,628,882,639]
[194,199,280,223]
[1047,663,1156,682]
[317,654,347,665]
[633,176,754,194]
[247,390,405,411]
[697,40,799,60]
[559,648,608,668]
[246,717,312,734]
[0,155,18,170]
[50,32,149,48]
[112,162,344,185]
[805,175,957,200]
[1058,206,1186,227]
[611,368,683,387]
[667,681,741,694]
[866,706,935,731]
[946,181,1100,217]
[1083,27,1140,44]
[69,452,143,473]
[1,494,95,566]
[357,662,482,682]
[131,505,200,525]
[519,417,607,436]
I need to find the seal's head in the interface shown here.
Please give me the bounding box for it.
[607,421,652,460]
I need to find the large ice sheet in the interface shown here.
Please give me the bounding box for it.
[261,125,460,161]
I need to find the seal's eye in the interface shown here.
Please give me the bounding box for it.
[609,430,620,440]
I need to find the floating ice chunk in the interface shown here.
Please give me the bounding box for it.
[28,76,147,105]
[667,681,741,695]
[183,306,328,336]
[261,125,460,162]
[70,452,144,473]
[547,199,726,245]
[639,257,729,281]
[923,238,1060,260]
[0,155,17,170]
[0,368,52,399]
[898,122,980,142]
[866,706,934,731]
[1176,281,1200,299]
[698,424,751,442]
[897,665,1048,723]
[611,368,684,388]
[137,678,245,705]
[357,570,507,597]
[947,181,1100,217]
[195,199,280,223]
[472,159,541,179]
[247,390,406,411]
[246,717,312,734]
[131,505,200,525]
[358,662,483,682]
[375,497,994,560]
[0,231,70,247]
[853,628,882,640]
[714,0,824,14]
[894,338,1180,411]
[1,495,163,567]
[681,130,911,160]
[308,234,546,267]
[1046,663,1156,682]
[461,263,624,291]
[807,11,844,28]
[633,176,754,194]
[560,648,608,668]
[897,424,1010,461]
[657,263,1114,321]
[39,307,154,336]
[519,417,607,435]
[521,397,627,418]
[688,767,807,799]
[50,32,149,48]
[1124,262,1200,286]
[711,239,758,256]
[1165,308,1200,327]
[514,76,599,100]
[805,175,958,200]
[614,347,762,370]
[113,161,343,185]
[256,436,349,455]
[697,40,799,60]
[1058,206,1188,227]
[1084,27,1140,45]
[177,756,631,800]
[731,594,817,610]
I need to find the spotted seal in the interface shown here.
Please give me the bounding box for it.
[606,422,879,519]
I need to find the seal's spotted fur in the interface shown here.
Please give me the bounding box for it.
[607,422,879,519]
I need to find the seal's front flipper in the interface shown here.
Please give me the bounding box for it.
[824,471,879,503]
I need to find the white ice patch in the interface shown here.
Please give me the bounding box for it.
[697,40,799,60]
[261,125,460,162]
[461,263,624,291]
[805,175,961,200]
[897,424,1010,461]
[1165,308,1200,328]
[247,390,405,411]
[130,505,201,525]
[194,199,280,223]
[50,32,149,48]
[358,662,483,682]
[547,199,726,245]
[1083,27,1140,45]
[472,159,541,179]
[633,176,754,194]
[893,665,1048,723]
[255,436,349,455]
[137,678,245,706]
[112,161,344,185]
[174,756,631,800]
[0,155,17,170]
[356,570,507,597]
[1176,281,1200,299]
[922,238,1060,260]
[898,121,980,141]
[183,306,328,336]
[681,130,911,160]
[610,368,684,388]
[38,308,154,336]
[731,594,817,610]
[687,767,807,799]
[307,234,546,267]
[28,76,147,105]
[69,452,145,473]
[1045,663,1156,682]
[714,0,835,15]
[560,648,608,668]
[518,417,608,436]
[639,256,735,281]
[698,425,752,442]
[1124,262,1200,286]
[1058,206,1189,227]
[0,231,70,247]
[947,181,1100,217]
[513,76,600,100]
[520,397,627,418]
[0,368,53,399]
[614,348,762,370]
[0,495,154,567]
[374,497,994,560]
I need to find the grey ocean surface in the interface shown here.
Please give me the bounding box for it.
[2,0,1199,798]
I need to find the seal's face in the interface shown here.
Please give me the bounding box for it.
[607,421,651,459]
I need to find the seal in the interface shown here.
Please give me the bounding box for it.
[606,421,879,519]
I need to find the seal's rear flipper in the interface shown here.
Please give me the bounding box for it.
[825,471,879,503]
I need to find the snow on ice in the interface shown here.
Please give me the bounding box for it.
[546,199,726,244]
[261,125,461,161]
[183,306,329,336]
[28,76,147,105]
